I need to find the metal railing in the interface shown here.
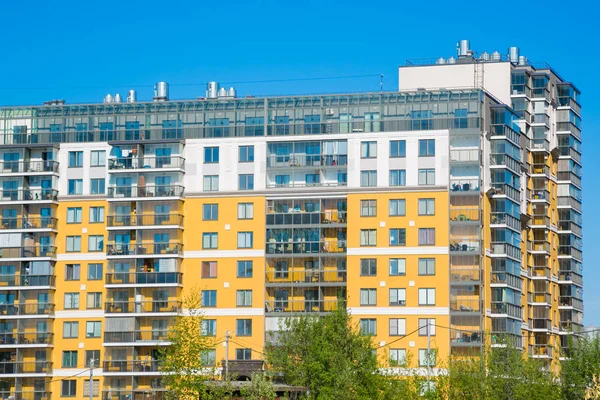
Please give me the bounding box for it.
[266,181,348,189]
[530,138,550,151]
[265,269,346,284]
[450,299,481,312]
[529,344,553,357]
[530,190,550,201]
[528,241,550,253]
[0,303,54,316]
[265,299,339,313]
[559,146,581,163]
[449,240,480,253]
[489,243,521,259]
[557,171,581,187]
[0,160,59,173]
[266,211,347,226]
[0,332,53,345]
[490,303,522,319]
[558,196,582,210]
[450,269,480,282]
[531,164,550,175]
[559,297,584,310]
[450,330,483,344]
[108,156,185,170]
[557,97,581,115]
[107,185,184,198]
[0,246,57,258]
[0,189,58,202]
[0,275,55,287]
[104,300,181,314]
[529,319,551,330]
[558,271,583,286]
[0,391,50,400]
[106,242,183,256]
[107,214,184,227]
[490,212,520,231]
[450,148,479,163]
[0,217,58,230]
[530,215,550,226]
[450,178,480,192]
[0,361,52,374]
[558,221,583,236]
[266,240,346,255]
[266,154,348,169]
[490,183,520,202]
[531,293,551,304]
[103,359,161,373]
[557,122,581,140]
[105,272,182,285]
[450,208,479,222]
[102,390,167,400]
[104,330,170,343]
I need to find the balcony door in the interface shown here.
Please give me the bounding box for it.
[2,181,18,201]
[1,209,17,229]
[155,148,171,168]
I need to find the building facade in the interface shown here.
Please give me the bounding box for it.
[0,41,582,399]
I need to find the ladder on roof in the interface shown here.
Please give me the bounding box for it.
[474,60,484,89]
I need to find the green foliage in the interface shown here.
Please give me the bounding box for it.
[561,334,600,400]
[240,372,277,400]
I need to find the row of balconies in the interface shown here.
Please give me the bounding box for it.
[0,303,54,316]
[0,274,55,287]
[102,390,167,400]
[103,360,161,374]
[0,391,49,400]
[266,154,348,169]
[108,156,185,171]
[0,332,53,345]
[266,240,346,255]
[266,211,347,226]
[104,300,181,314]
[265,299,339,314]
[106,243,183,257]
[105,272,182,286]
[0,360,52,374]
[107,185,184,199]
[106,214,183,228]
[103,329,169,344]
[265,268,346,285]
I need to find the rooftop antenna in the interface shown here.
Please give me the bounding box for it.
[380,74,384,92]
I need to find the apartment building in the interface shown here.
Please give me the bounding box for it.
[0,40,581,399]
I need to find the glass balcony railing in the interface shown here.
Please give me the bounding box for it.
[530,190,550,201]
[530,215,550,227]
[107,185,184,199]
[531,164,550,175]
[103,360,161,373]
[557,122,581,140]
[266,211,347,226]
[0,361,52,374]
[266,180,347,189]
[489,243,521,259]
[105,272,182,285]
[557,97,582,115]
[0,303,54,316]
[106,242,183,256]
[450,330,482,345]
[449,240,480,253]
[557,171,581,187]
[0,246,57,258]
[529,344,553,357]
[0,217,58,230]
[558,271,583,286]
[0,189,58,202]
[104,300,181,314]
[0,160,59,174]
[530,293,551,304]
[450,269,480,283]
[265,269,346,284]
[558,221,583,236]
[0,275,55,287]
[0,332,53,345]
[490,212,520,231]
[530,138,550,151]
[107,214,184,227]
[528,241,550,253]
[108,156,185,171]
[490,303,523,319]
[450,208,479,222]
[0,391,50,400]
[559,297,584,310]
[558,146,581,163]
[529,319,551,330]
[490,183,520,202]
[266,240,346,255]
[450,148,479,163]
[102,390,167,400]
[265,299,339,313]
[450,178,480,192]
[266,154,348,169]
[104,330,170,344]
[449,299,481,312]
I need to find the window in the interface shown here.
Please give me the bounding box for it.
[239,174,254,190]
[389,349,406,366]
[236,290,252,307]
[202,320,217,336]
[418,258,435,275]
[62,351,78,368]
[418,228,435,246]
[86,293,102,309]
[203,204,218,221]
[337,172,348,184]
[236,349,252,360]
[87,264,102,280]
[203,175,219,191]
[275,261,289,279]
[239,146,254,162]
[389,288,407,306]
[84,350,100,367]
[90,179,105,195]
[360,259,377,276]
[67,207,82,224]
[83,379,99,397]
[202,233,218,249]
[68,179,83,195]
[360,230,376,247]
[390,140,406,158]
[418,288,436,305]
[90,150,105,167]
[65,264,80,280]
[360,319,376,335]
[360,289,377,306]
[389,229,406,246]
[88,235,104,252]
[89,207,104,223]
[361,141,377,158]
[238,203,254,219]
[202,261,217,278]
[86,322,101,338]
[360,170,377,187]
[68,151,83,167]
[237,261,253,277]
[360,200,377,217]
[418,169,435,185]
[236,319,252,336]
[418,318,436,336]
[63,293,79,311]
[419,139,435,157]
[419,349,436,367]
[204,147,219,163]
[389,318,406,336]
[389,258,406,276]
[201,290,217,307]
[305,173,319,185]
[389,169,406,186]
[418,199,435,215]
[389,199,406,216]
[200,349,216,366]
[63,322,79,338]
[238,232,253,248]
[275,174,290,186]
[62,380,77,397]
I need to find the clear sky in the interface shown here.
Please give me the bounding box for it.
[1,0,596,321]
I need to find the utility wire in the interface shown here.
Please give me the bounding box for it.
[46,367,92,383]
[379,327,422,349]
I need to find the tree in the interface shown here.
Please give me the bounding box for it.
[159,289,219,400]
[561,334,600,399]
[240,372,277,400]
[265,306,386,400]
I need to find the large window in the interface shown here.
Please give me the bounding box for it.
[360,259,377,276]
[238,232,253,248]
[66,236,81,252]
[238,203,254,219]
[237,261,253,278]
[419,139,435,156]
[389,289,406,306]
[361,141,377,158]
[418,199,435,215]
[203,175,219,191]
[360,171,377,187]
[203,204,218,221]
[360,230,377,246]
[88,235,104,252]
[236,319,252,336]
[418,288,436,305]
[360,289,377,306]
[418,318,436,336]
[90,179,105,194]
[86,322,101,338]
[390,140,406,158]
[236,290,252,307]
[360,319,376,335]
[360,200,377,217]
[239,174,254,190]
[389,229,406,246]
[201,290,217,307]
[418,169,435,185]
[389,258,406,276]
[89,207,104,223]
[90,150,105,167]
[69,151,83,167]
[204,147,219,163]
[202,261,217,278]
[389,170,406,186]
[389,318,406,336]
[64,293,80,309]
[418,228,435,246]
[389,199,406,216]
[63,322,79,338]
[239,146,254,162]
[418,258,435,276]
[68,179,83,195]
[202,233,218,249]
[67,207,82,224]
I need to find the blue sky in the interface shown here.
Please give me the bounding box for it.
[1,1,597,322]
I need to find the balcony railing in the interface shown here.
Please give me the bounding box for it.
[0,332,53,345]
[531,190,550,201]
[530,138,550,151]
[490,212,520,231]
[106,243,183,256]
[531,293,551,304]
[450,208,479,222]
[0,275,55,287]
[107,214,184,227]
[450,269,480,283]
[450,299,481,313]
[0,246,57,258]
[105,272,183,285]
[557,122,582,140]
[530,215,550,227]
[450,178,480,193]
[558,271,583,286]
[102,390,167,400]
[103,360,161,373]
[266,181,347,189]
[265,299,339,313]
[529,344,553,357]
[559,246,583,260]
[531,164,550,175]
[0,303,54,316]
[558,221,583,236]
[557,97,582,115]
[107,185,184,199]
[0,361,52,374]
[559,297,584,310]
[528,241,550,253]
[266,269,346,284]
[0,160,59,174]
[450,330,483,345]
[108,156,185,171]
[0,391,50,400]
[490,303,523,319]
[529,319,551,330]
[557,171,581,187]
[490,183,520,202]
[558,146,581,163]
[104,300,181,314]
[558,196,582,210]
[0,217,58,230]
[266,154,348,169]
[104,330,170,344]
[0,189,58,202]
[266,211,347,226]
[450,240,480,253]
[450,148,479,163]
[266,240,346,255]
[490,272,522,289]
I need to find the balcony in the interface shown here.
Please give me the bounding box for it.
[530,138,550,152]
[0,275,55,288]
[265,269,346,286]
[559,246,583,260]
[528,241,550,254]
[106,243,183,257]
[531,114,550,126]
[265,299,339,314]
[557,171,581,188]
[450,240,480,254]
[490,303,523,319]
[490,212,520,231]
[107,214,184,229]
[450,269,480,283]
[558,221,583,236]
[107,185,184,199]
[102,390,167,400]
[489,243,520,260]
[450,148,479,163]
[266,154,348,169]
[108,156,185,172]
[558,146,581,163]
[105,272,182,286]
[0,332,53,346]
[450,298,481,313]
[0,303,54,317]
[530,189,550,202]
[0,246,57,259]
[530,293,551,304]
[559,297,584,311]
[490,273,522,289]
[450,178,480,193]
[557,97,582,115]
[0,391,50,400]
[490,183,520,202]
[266,211,347,226]
[558,196,582,210]
[0,160,59,175]
[558,271,583,286]
[557,122,581,140]
[0,361,52,374]
[0,189,58,202]
[103,360,161,374]
[266,240,346,255]
[450,208,480,223]
[531,164,550,176]
[530,215,550,227]
[266,180,347,189]
[529,319,551,331]
[104,300,181,314]
[104,330,169,344]
[0,217,58,230]
[529,345,553,358]
[450,330,482,346]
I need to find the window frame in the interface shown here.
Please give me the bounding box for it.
[87,264,103,280]
[62,350,78,368]
[204,146,219,163]
[239,145,255,163]
[360,141,377,158]
[201,319,217,336]
[389,228,406,246]
[389,288,407,306]
[89,206,104,223]
[201,290,217,307]
[389,140,406,158]
[67,179,83,195]
[238,174,255,190]
[236,290,253,307]
[65,264,81,281]
[360,229,377,247]
[202,204,219,221]
[389,169,406,187]
[237,260,253,278]
[66,207,82,224]
[418,258,435,276]
[389,318,406,336]
[90,178,105,195]
[389,199,406,216]
[201,261,217,278]
[90,150,106,167]
[360,170,377,187]
[360,288,377,306]
[236,319,252,336]
[86,292,102,309]
[202,232,218,249]
[359,318,376,335]
[389,258,406,276]
[418,198,435,215]
[68,151,83,168]
[63,321,79,339]
[360,259,377,276]
[86,321,101,338]
[88,235,104,252]
[203,175,219,192]
[61,380,77,397]
[66,236,81,252]
[418,169,435,186]
[64,293,80,310]
[237,232,253,249]
[418,288,436,306]
[238,203,254,220]
[418,228,435,246]
[360,200,377,217]
[418,139,435,157]
[418,318,436,336]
